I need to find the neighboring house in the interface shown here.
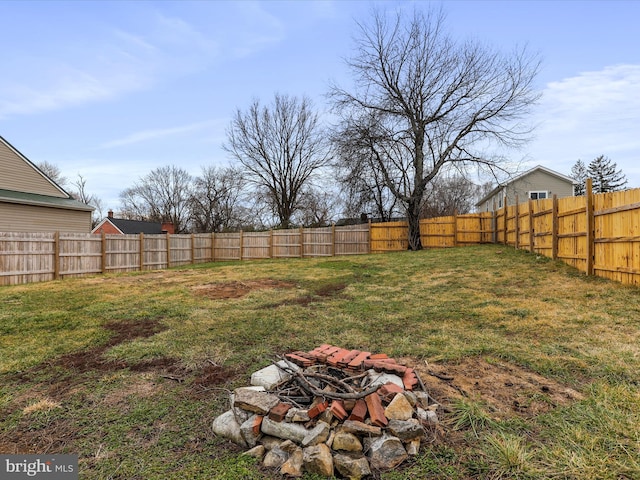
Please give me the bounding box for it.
[476,165,576,212]
[92,210,175,235]
[0,135,94,233]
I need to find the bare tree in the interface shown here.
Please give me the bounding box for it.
[224,93,332,228]
[36,161,68,188]
[329,7,540,249]
[333,127,400,221]
[190,166,248,232]
[421,173,481,218]
[70,174,104,227]
[292,188,337,227]
[119,165,193,233]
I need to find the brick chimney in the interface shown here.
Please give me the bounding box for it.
[161,222,175,234]
[108,210,114,218]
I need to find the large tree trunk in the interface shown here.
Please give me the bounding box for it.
[407,202,423,251]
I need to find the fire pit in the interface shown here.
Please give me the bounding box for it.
[212,345,440,478]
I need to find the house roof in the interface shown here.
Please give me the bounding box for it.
[93,217,168,234]
[476,165,576,206]
[0,188,94,212]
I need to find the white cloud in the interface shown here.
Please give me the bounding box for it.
[100,120,222,148]
[0,11,217,120]
[527,64,640,185]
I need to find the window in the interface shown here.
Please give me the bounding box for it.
[529,191,547,200]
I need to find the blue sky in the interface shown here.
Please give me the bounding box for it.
[1,0,639,211]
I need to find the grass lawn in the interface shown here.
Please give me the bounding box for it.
[0,245,639,479]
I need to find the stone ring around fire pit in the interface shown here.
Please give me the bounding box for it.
[212,344,440,479]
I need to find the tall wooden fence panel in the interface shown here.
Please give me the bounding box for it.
[214,233,241,261]
[555,195,588,273]
[334,224,370,255]
[303,226,333,257]
[370,221,408,253]
[193,234,214,264]
[59,233,102,278]
[142,234,168,270]
[420,216,455,248]
[242,232,271,260]
[272,228,303,258]
[593,188,640,285]
[0,232,55,285]
[531,198,554,258]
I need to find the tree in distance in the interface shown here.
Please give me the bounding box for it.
[587,155,627,193]
[224,93,332,229]
[329,7,540,250]
[120,165,192,233]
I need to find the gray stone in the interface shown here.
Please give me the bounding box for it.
[211,410,247,447]
[303,443,334,477]
[260,435,283,451]
[368,433,408,471]
[334,453,372,480]
[233,388,280,415]
[280,447,303,477]
[250,360,299,390]
[263,446,289,468]
[416,407,439,426]
[387,418,424,441]
[261,416,309,443]
[301,421,330,447]
[285,407,310,423]
[239,414,261,448]
[331,430,362,452]
[365,369,404,389]
[384,393,414,421]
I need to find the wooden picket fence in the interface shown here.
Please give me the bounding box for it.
[2,180,640,286]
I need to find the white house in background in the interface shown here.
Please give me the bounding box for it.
[476,165,576,212]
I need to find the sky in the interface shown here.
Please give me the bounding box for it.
[1,0,639,213]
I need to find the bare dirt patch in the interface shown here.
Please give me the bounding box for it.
[192,279,296,300]
[411,356,584,418]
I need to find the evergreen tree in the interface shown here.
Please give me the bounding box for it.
[570,159,587,196]
[587,155,628,193]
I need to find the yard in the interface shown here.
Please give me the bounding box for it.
[0,245,638,479]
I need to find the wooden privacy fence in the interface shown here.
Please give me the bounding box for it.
[3,181,640,286]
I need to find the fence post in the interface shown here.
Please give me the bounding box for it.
[503,204,508,246]
[492,199,497,243]
[528,199,534,253]
[166,232,171,268]
[552,194,558,260]
[514,195,520,250]
[54,231,60,280]
[331,223,336,256]
[211,232,216,262]
[239,230,244,260]
[299,226,304,258]
[191,233,196,264]
[139,233,144,271]
[101,231,107,274]
[368,220,372,254]
[586,178,595,276]
[269,229,274,258]
[453,210,458,247]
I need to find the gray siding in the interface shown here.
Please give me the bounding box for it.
[480,169,574,211]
